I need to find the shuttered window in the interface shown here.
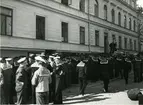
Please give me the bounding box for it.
[80,26,85,44]
[36,15,45,40]
[62,22,68,42]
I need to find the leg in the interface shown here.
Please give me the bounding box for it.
[36,92,45,105]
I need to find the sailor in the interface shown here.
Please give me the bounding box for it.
[15,57,28,104]
[133,54,142,83]
[32,56,51,104]
[99,55,110,92]
[76,56,87,96]
[123,56,131,84]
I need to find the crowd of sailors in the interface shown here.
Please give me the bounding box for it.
[0,51,143,105]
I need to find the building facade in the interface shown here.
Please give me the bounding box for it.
[0,0,140,57]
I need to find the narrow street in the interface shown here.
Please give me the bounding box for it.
[62,73,143,105]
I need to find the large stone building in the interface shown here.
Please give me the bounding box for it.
[0,0,141,57]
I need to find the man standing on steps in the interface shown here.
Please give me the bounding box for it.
[76,56,87,96]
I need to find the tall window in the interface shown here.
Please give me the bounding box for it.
[94,0,99,17]
[104,5,107,20]
[61,0,68,6]
[133,20,136,31]
[61,22,68,42]
[79,0,85,12]
[129,18,132,30]
[36,15,45,40]
[112,34,116,41]
[118,12,121,26]
[0,6,13,36]
[80,26,85,44]
[134,40,136,51]
[124,37,127,49]
[95,30,99,46]
[130,39,132,50]
[111,9,115,23]
[119,36,122,49]
[124,15,127,28]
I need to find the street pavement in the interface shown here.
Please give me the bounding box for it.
[62,73,143,105]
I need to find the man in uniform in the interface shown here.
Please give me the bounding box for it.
[133,54,142,83]
[76,56,87,96]
[15,57,28,104]
[99,55,110,92]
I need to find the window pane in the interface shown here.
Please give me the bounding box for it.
[6,17,12,35]
[0,7,12,16]
[1,15,6,35]
[80,27,85,44]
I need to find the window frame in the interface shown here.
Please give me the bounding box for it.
[118,12,121,26]
[104,5,107,20]
[79,0,85,12]
[94,0,99,17]
[61,22,68,43]
[80,26,85,45]
[95,30,99,46]
[111,9,115,23]
[0,6,13,36]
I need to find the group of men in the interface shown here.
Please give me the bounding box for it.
[0,51,143,104]
[0,53,65,105]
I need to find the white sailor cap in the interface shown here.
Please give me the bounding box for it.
[54,56,60,60]
[6,58,13,61]
[35,56,46,63]
[17,57,27,63]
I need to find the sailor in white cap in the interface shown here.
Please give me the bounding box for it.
[2,57,14,104]
[15,57,28,104]
[32,56,51,104]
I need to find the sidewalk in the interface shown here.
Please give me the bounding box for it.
[62,73,143,105]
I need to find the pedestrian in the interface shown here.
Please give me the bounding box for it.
[76,57,87,96]
[15,57,28,105]
[99,55,110,92]
[32,56,51,105]
[53,56,65,104]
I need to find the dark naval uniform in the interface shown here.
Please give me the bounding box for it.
[115,57,123,79]
[133,57,142,82]
[99,58,110,92]
[15,65,28,104]
[123,58,131,84]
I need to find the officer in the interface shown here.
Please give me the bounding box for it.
[123,56,131,84]
[99,55,110,92]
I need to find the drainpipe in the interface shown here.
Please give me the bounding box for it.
[88,0,91,53]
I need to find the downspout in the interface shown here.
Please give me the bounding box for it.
[88,0,91,53]
[137,13,141,52]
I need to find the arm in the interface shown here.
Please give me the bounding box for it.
[31,71,39,86]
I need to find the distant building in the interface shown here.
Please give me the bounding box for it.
[0,0,140,57]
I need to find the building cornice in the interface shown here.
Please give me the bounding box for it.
[116,0,137,12]
[110,2,116,7]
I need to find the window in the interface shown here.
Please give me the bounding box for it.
[130,39,132,50]
[124,15,127,28]
[80,26,85,44]
[61,22,68,42]
[61,0,68,6]
[104,5,107,20]
[119,36,122,49]
[124,37,127,49]
[134,40,136,50]
[112,34,116,41]
[95,30,99,46]
[129,18,132,30]
[0,6,13,36]
[111,9,115,23]
[94,0,99,17]
[36,15,45,40]
[79,0,85,12]
[118,12,121,26]
[133,20,136,31]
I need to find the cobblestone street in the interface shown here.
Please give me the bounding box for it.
[62,73,143,105]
